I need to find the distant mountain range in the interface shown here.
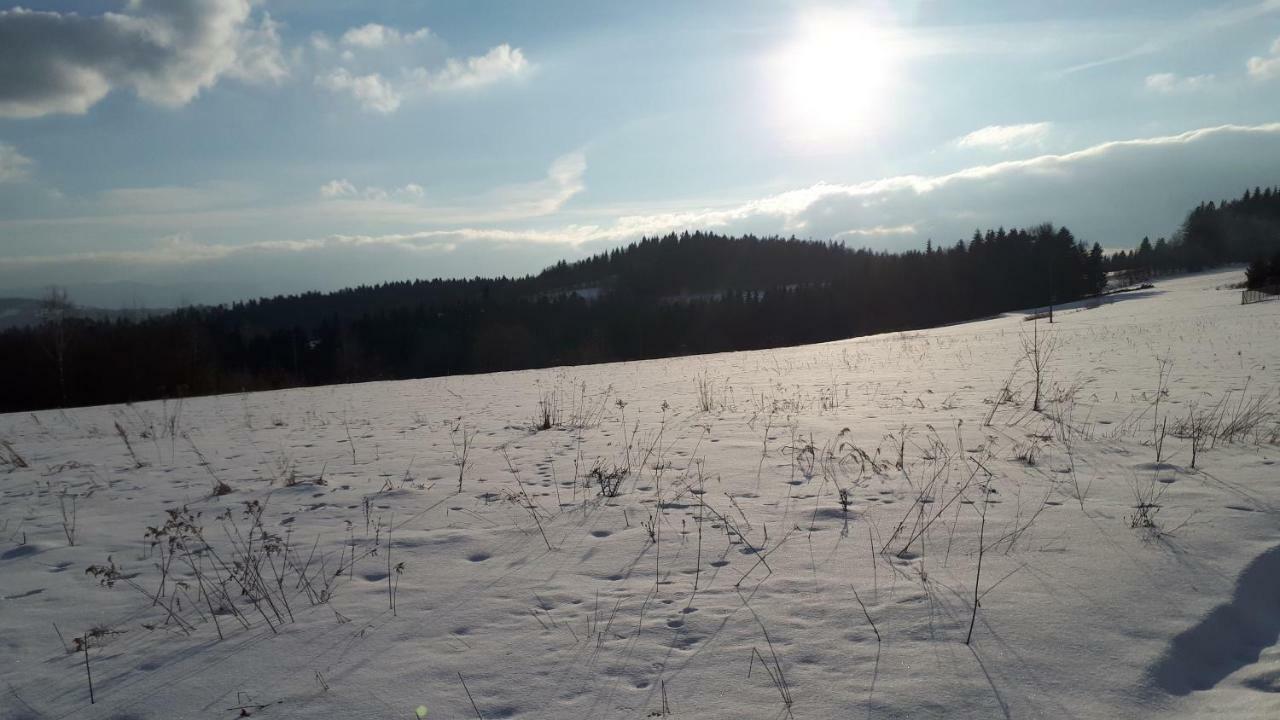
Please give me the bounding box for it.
[1,280,257,309]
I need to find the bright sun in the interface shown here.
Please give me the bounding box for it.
[769,11,900,146]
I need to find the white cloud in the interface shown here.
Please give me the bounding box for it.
[411,44,529,91]
[319,179,428,201]
[316,69,402,113]
[228,12,290,85]
[1144,72,1215,93]
[956,123,1052,151]
[319,179,358,198]
[340,23,430,49]
[0,143,33,183]
[0,1,286,118]
[314,152,578,216]
[486,151,585,216]
[835,225,918,239]
[1247,37,1280,79]
[319,43,529,112]
[310,32,333,52]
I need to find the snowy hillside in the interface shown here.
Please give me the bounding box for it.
[1,268,1277,719]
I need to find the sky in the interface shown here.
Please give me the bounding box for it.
[1,0,1279,306]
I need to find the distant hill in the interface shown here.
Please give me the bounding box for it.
[2,280,254,309]
[0,225,1107,412]
[0,297,170,331]
[1,185,1277,413]
[0,298,43,331]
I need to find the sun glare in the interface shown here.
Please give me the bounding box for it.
[770,11,900,147]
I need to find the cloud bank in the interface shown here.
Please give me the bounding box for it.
[0,1,286,119]
[3,123,1279,304]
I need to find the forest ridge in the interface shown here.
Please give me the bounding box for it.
[2,187,1279,413]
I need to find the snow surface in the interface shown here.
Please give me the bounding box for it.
[1,268,1278,719]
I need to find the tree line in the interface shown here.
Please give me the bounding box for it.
[3,224,1103,412]
[1107,186,1280,281]
[2,185,1276,412]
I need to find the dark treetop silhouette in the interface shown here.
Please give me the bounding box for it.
[3,186,1277,412]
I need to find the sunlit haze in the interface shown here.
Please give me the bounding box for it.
[769,10,902,147]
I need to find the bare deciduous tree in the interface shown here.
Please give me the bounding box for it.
[1021,318,1058,412]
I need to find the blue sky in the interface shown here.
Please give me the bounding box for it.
[1,0,1279,306]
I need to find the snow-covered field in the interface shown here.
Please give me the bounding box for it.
[2,268,1278,719]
